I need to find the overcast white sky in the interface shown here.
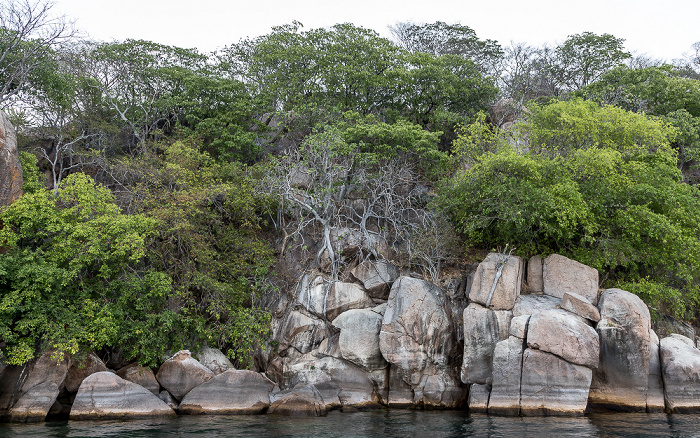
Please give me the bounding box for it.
[51,0,698,62]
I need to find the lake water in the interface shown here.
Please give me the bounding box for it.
[1,410,699,438]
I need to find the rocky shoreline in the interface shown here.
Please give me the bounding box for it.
[2,253,700,422]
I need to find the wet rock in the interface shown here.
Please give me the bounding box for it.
[542,254,599,305]
[520,348,592,416]
[326,282,374,321]
[512,294,560,317]
[332,307,387,371]
[468,253,523,310]
[70,372,175,420]
[559,292,600,323]
[268,384,327,416]
[155,350,214,401]
[468,384,490,413]
[527,309,599,368]
[461,303,511,384]
[64,352,108,393]
[117,364,160,395]
[179,370,275,414]
[0,110,23,207]
[195,347,235,375]
[660,334,700,413]
[351,260,400,299]
[590,289,651,412]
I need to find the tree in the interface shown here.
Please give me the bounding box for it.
[0,0,73,107]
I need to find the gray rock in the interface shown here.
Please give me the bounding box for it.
[513,294,560,317]
[158,390,178,410]
[387,364,414,407]
[520,348,592,416]
[117,364,160,395]
[461,303,511,384]
[647,330,665,413]
[468,384,490,413]
[509,315,530,339]
[179,370,275,414]
[332,308,387,371]
[295,274,328,317]
[195,347,235,375]
[660,335,700,412]
[351,260,400,299]
[0,110,23,207]
[155,350,214,401]
[64,352,108,393]
[488,336,524,416]
[527,309,599,368]
[589,289,651,411]
[527,255,543,293]
[542,254,599,305]
[469,253,523,310]
[70,372,175,420]
[277,309,330,356]
[559,292,601,322]
[326,282,374,321]
[268,384,327,416]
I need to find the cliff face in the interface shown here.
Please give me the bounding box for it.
[0,110,23,207]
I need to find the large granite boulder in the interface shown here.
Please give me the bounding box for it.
[659,334,700,413]
[512,294,560,317]
[461,303,511,384]
[542,254,599,305]
[179,370,275,414]
[268,384,327,416]
[332,307,387,371]
[589,288,651,411]
[70,372,175,420]
[1,351,70,422]
[488,336,524,416]
[117,364,160,395]
[326,282,374,321]
[0,110,23,207]
[155,350,214,401]
[380,277,464,407]
[520,348,592,416]
[64,352,108,393]
[195,347,235,375]
[351,260,400,299]
[527,309,599,368]
[468,253,523,310]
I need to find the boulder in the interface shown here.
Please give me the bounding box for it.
[295,274,328,317]
[647,330,665,413]
[512,294,560,317]
[0,110,23,207]
[461,303,511,384]
[276,309,330,356]
[330,227,390,261]
[351,260,400,299]
[70,372,175,420]
[520,348,592,416]
[380,277,464,407]
[2,351,70,422]
[195,347,235,375]
[589,289,651,411]
[559,292,600,322]
[268,384,327,416]
[155,350,214,401]
[488,336,524,416]
[64,352,108,394]
[332,307,387,371]
[179,370,275,414]
[283,356,379,408]
[527,309,599,368]
[660,334,700,413]
[468,253,523,310]
[117,364,160,395]
[526,255,543,293]
[468,384,490,413]
[509,315,530,339]
[326,282,374,321]
[158,390,178,410]
[542,254,599,305]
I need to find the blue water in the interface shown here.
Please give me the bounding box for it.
[0,411,698,437]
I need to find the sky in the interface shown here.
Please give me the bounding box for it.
[50,0,699,62]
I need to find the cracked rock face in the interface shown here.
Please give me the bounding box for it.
[468,253,523,311]
[461,303,511,385]
[333,307,387,371]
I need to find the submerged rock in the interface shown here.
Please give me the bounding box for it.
[70,372,175,420]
